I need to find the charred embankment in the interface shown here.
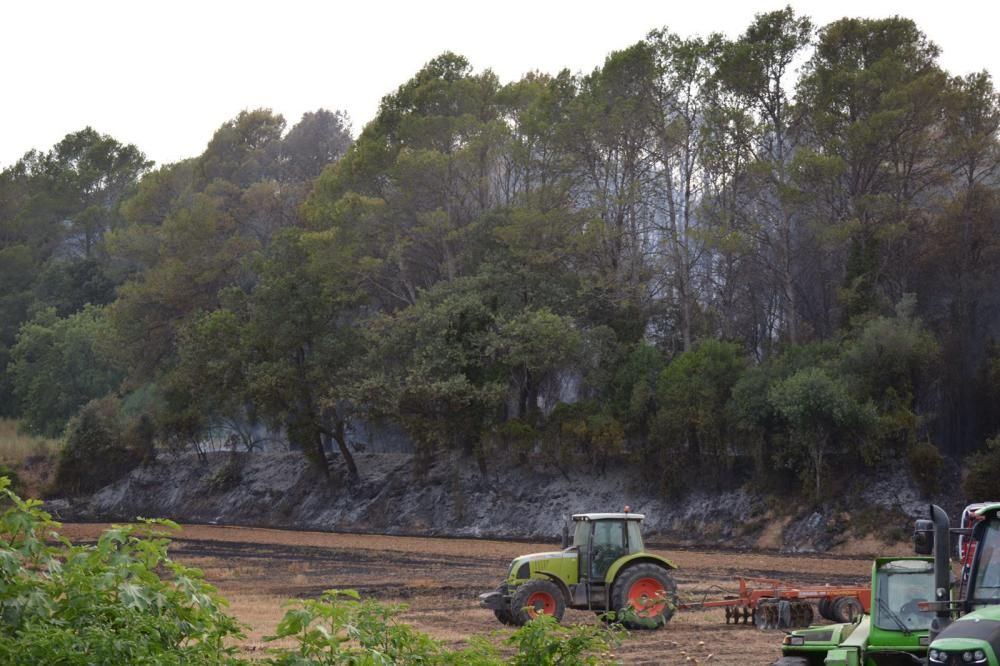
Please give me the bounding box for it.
[46,451,957,553]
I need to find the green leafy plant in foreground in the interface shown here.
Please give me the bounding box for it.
[265,589,622,665]
[0,476,245,665]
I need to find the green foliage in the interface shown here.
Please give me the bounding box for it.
[264,588,619,666]
[505,613,622,666]
[908,440,945,498]
[264,589,467,665]
[54,397,144,495]
[9,305,122,437]
[2,13,999,497]
[542,402,625,474]
[964,436,1000,502]
[769,367,877,498]
[649,340,747,492]
[0,478,245,665]
[608,343,665,437]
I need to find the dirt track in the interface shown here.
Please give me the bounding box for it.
[60,523,901,665]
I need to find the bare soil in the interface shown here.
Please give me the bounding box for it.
[59,523,910,665]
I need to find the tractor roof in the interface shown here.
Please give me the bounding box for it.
[974,503,1000,517]
[572,513,645,521]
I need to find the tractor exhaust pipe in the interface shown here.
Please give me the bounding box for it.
[927,504,952,636]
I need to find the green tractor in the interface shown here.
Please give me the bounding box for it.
[774,556,935,666]
[913,503,1000,665]
[478,511,678,629]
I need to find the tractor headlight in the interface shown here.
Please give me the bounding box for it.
[975,650,987,662]
[928,649,946,663]
[964,652,974,662]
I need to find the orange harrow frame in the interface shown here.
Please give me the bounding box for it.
[677,576,871,629]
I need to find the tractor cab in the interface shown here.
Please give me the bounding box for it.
[567,512,647,585]
[479,508,678,630]
[775,557,934,665]
[913,503,1000,665]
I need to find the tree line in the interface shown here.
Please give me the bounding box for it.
[2,8,998,499]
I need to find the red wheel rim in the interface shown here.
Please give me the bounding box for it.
[628,577,667,617]
[525,591,557,617]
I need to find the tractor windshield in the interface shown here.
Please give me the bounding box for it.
[873,560,934,633]
[972,519,1000,605]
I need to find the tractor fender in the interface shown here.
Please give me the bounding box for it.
[604,553,676,585]
[533,571,572,603]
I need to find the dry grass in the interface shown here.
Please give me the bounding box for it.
[0,419,61,497]
[0,419,61,464]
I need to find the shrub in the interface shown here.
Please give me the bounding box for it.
[908,440,945,497]
[0,466,22,495]
[964,436,1000,501]
[0,477,245,665]
[54,397,144,494]
[264,589,622,666]
[506,613,622,666]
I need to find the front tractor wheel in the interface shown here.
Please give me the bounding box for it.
[494,607,517,625]
[611,563,677,630]
[510,579,566,625]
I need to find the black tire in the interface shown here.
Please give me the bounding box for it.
[773,658,809,666]
[817,597,833,621]
[510,579,566,626]
[831,596,863,623]
[610,563,678,630]
[494,607,517,625]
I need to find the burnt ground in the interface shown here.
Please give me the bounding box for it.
[60,523,904,665]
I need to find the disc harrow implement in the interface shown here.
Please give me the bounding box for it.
[677,577,870,630]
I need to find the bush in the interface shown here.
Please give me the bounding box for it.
[0,477,245,665]
[264,589,621,666]
[506,613,622,666]
[964,436,1000,501]
[0,466,22,494]
[54,397,145,494]
[908,440,945,497]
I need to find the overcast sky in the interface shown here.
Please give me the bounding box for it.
[3,0,998,169]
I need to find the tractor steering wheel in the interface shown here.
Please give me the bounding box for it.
[898,598,928,626]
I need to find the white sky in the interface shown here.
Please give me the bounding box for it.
[3,0,998,169]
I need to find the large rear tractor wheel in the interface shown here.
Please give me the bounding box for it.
[510,579,566,625]
[611,563,678,630]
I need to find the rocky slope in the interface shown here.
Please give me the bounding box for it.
[46,450,960,552]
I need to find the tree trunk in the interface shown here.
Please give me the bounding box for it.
[311,427,330,479]
[332,419,360,481]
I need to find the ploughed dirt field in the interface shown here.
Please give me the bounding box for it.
[60,523,910,665]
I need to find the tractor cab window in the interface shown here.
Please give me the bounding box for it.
[591,520,627,579]
[627,521,644,554]
[874,560,934,632]
[972,520,1000,605]
[573,521,590,550]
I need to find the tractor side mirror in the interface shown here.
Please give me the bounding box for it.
[561,522,570,549]
[913,518,934,555]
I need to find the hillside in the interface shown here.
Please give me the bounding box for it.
[46,450,962,554]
